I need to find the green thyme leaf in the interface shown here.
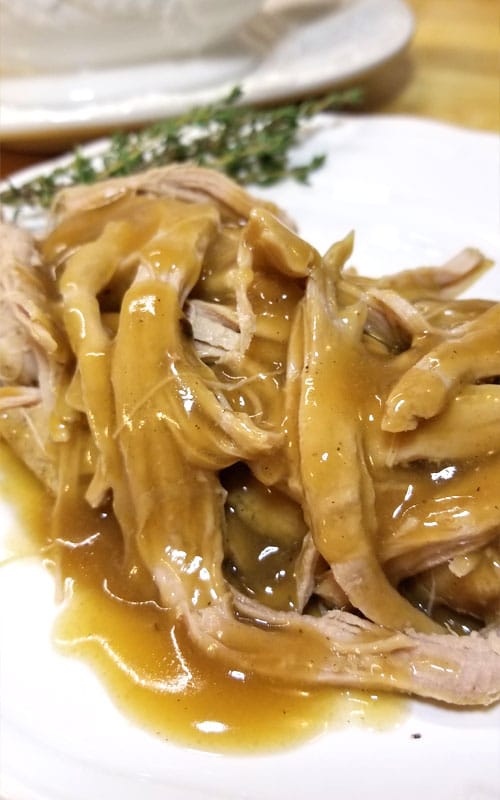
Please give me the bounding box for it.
[0,87,363,211]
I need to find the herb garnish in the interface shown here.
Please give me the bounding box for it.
[0,87,363,211]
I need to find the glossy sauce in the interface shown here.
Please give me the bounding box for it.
[222,464,307,610]
[0,442,404,753]
[343,342,496,563]
[6,193,491,750]
[2,197,491,750]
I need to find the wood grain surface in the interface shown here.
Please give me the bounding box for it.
[0,0,498,180]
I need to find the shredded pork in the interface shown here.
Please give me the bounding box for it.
[1,166,500,707]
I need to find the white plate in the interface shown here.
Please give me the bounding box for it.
[0,0,414,142]
[1,115,500,800]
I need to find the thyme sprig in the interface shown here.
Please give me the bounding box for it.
[1,87,363,211]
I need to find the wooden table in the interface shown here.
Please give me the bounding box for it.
[0,0,498,181]
[364,0,499,131]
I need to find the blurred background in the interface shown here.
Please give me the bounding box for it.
[0,0,498,173]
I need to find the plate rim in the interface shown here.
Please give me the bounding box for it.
[0,0,414,142]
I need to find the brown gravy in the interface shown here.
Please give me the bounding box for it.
[0,442,404,754]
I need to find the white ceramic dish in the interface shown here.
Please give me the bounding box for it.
[1,115,500,800]
[0,0,265,72]
[0,0,414,141]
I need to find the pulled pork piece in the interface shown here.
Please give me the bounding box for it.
[194,596,500,706]
[1,163,500,709]
[187,300,241,363]
[0,220,60,388]
[408,539,500,625]
[52,163,291,226]
[352,247,492,302]
[297,239,440,634]
[385,385,500,465]
[0,405,58,492]
[364,288,432,349]
[383,303,500,433]
[0,220,74,485]
[377,452,500,583]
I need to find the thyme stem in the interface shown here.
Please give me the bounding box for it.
[0,86,363,210]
